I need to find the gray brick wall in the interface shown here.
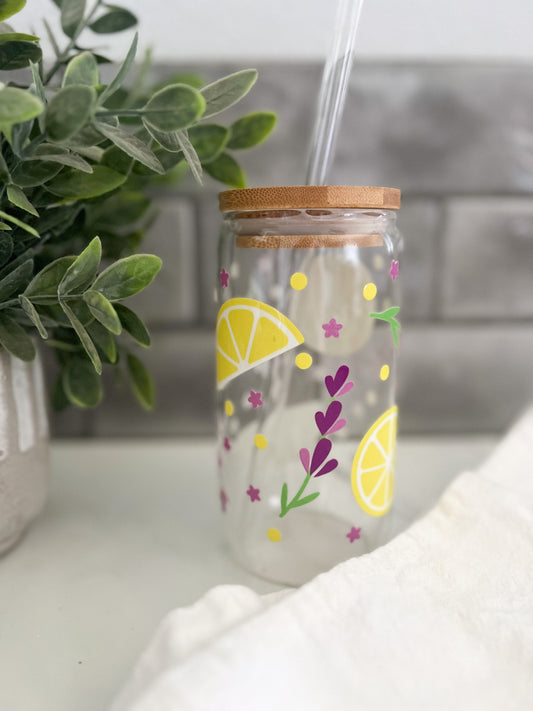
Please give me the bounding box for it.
[49,62,533,437]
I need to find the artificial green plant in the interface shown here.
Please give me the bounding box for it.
[0,0,276,410]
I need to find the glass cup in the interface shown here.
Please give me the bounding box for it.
[215,186,403,585]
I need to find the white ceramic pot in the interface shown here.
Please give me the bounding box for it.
[0,349,49,554]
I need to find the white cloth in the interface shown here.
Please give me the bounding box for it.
[112,409,533,711]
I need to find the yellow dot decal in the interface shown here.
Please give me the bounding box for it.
[254,434,268,449]
[380,365,390,381]
[267,527,282,542]
[224,400,234,416]
[295,352,313,370]
[290,272,307,290]
[363,282,377,301]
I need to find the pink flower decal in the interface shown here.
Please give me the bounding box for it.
[389,260,399,281]
[322,318,343,338]
[223,436,231,451]
[246,485,261,502]
[248,390,263,408]
[219,268,229,287]
[346,526,361,542]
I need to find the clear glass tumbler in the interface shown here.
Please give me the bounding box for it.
[215,186,403,585]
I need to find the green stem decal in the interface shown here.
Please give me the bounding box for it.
[370,306,401,347]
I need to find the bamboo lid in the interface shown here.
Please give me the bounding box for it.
[219,185,401,212]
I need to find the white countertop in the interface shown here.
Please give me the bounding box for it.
[0,437,497,711]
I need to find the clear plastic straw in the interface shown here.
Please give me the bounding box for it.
[305,0,366,185]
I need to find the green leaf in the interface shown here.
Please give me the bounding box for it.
[94,121,164,174]
[0,209,39,237]
[19,295,47,339]
[204,152,245,188]
[61,0,86,38]
[98,31,137,106]
[0,257,32,300]
[90,6,137,33]
[92,254,162,301]
[153,73,205,91]
[0,86,43,140]
[6,185,38,216]
[60,301,101,373]
[0,150,10,182]
[0,32,38,43]
[52,373,70,412]
[86,320,117,363]
[201,69,257,120]
[25,149,93,173]
[0,231,13,266]
[291,491,320,508]
[114,303,150,346]
[0,222,11,230]
[58,236,101,295]
[127,353,154,410]
[46,165,126,200]
[188,124,229,163]
[100,142,133,174]
[91,190,149,227]
[227,112,276,149]
[145,128,203,183]
[141,83,205,132]
[82,289,121,334]
[45,85,96,142]
[29,61,46,130]
[0,0,26,21]
[25,255,75,297]
[0,311,35,361]
[62,356,103,408]
[63,51,99,87]
[0,39,41,70]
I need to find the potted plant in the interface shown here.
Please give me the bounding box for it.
[0,0,276,552]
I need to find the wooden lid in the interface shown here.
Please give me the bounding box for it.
[219,185,401,212]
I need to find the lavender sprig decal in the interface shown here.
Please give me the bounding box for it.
[279,365,353,518]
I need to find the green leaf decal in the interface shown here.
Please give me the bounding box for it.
[0,311,35,361]
[62,356,103,408]
[227,112,277,149]
[127,353,154,410]
[92,254,162,301]
[83,289,122,334]
[201,69,257,119]
[45,85,95,142]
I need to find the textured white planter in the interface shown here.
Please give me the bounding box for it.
[0,349,49,554]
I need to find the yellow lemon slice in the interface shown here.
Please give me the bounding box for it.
[216,298,304,388]
[351,405,398,517]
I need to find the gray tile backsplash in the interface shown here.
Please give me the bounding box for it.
[47,62,533,437]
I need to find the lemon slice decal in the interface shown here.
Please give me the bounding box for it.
[351,405,398,517]
[216,298,304,388]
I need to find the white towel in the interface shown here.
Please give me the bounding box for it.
[112,409,533,711]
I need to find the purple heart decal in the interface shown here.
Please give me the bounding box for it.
[327,418,346,436]
[299,448,310,473]
[336,381,354,397]
[325,365,349,397]
[314,459,338,478]
[315,400,342,435]
[310,438,332,474]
